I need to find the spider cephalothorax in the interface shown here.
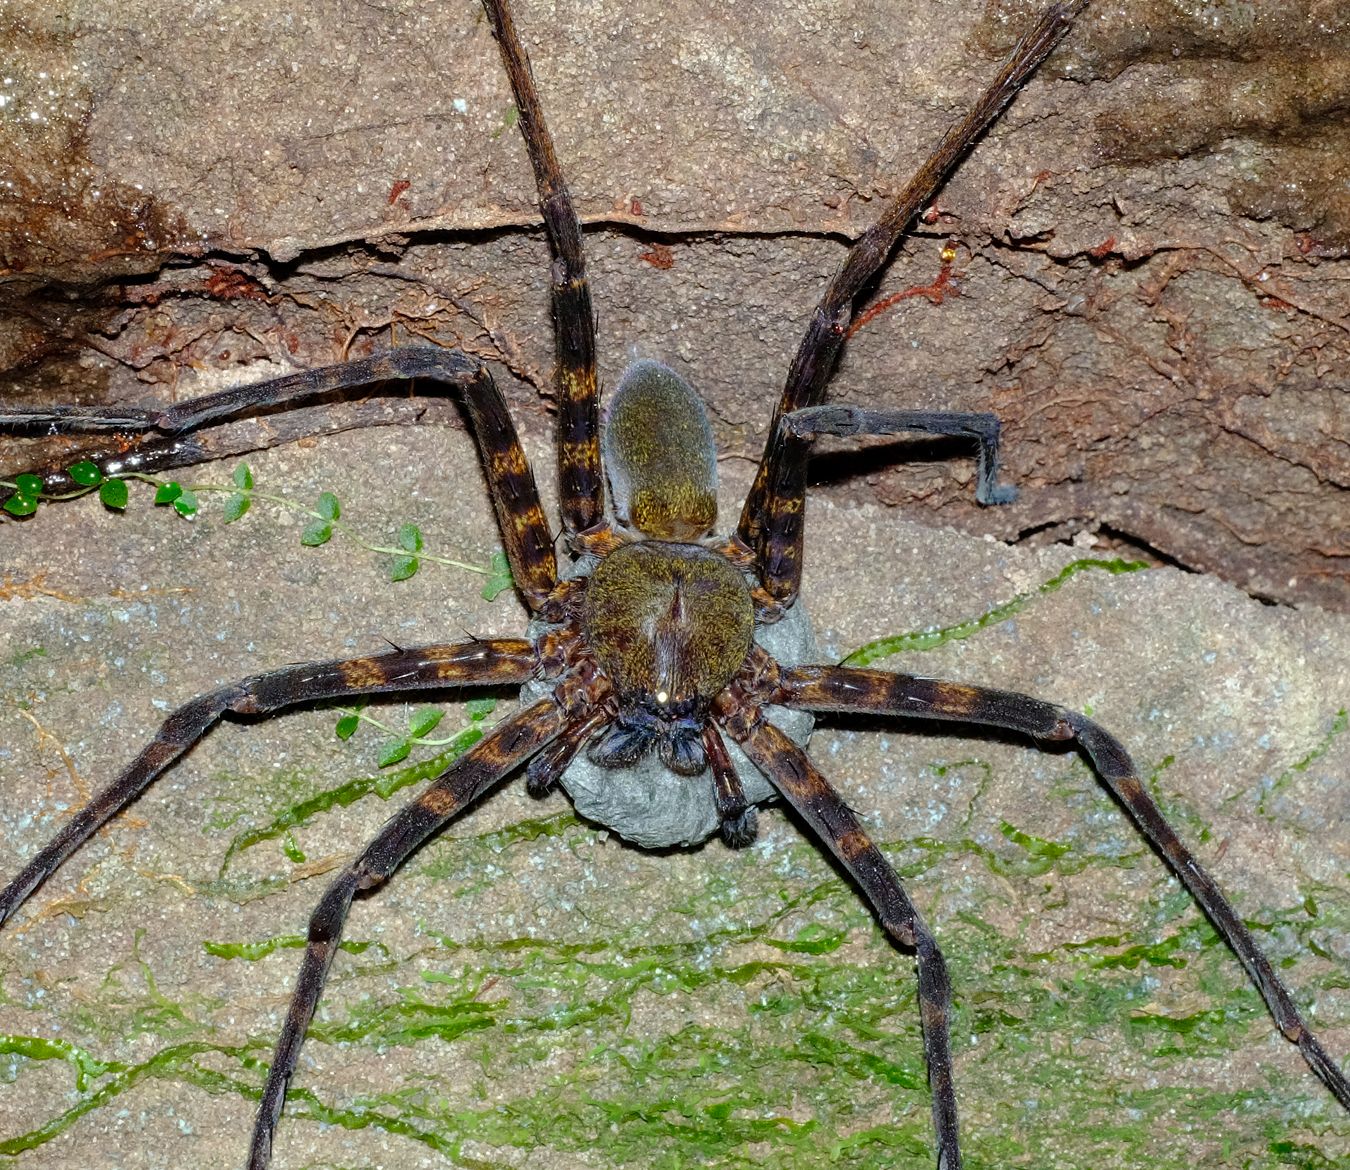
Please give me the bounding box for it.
[581,540,755,767]
[1,2,1346,1169]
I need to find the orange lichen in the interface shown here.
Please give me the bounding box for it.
[638,242,675,270]
[848,243,963,338]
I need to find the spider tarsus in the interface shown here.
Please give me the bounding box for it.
[719,807,759,849]
[524,772,554,798]
[1301,1034,1350,1110]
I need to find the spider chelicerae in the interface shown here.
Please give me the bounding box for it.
[2,1,1347,1167]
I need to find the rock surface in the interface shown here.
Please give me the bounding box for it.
[1,421,1347,1169]
[2,0,1347,608]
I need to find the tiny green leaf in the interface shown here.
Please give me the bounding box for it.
[389,554,420,582]
[154,481,183,504]
[491,105,520,139]
[397,522,423,553]
[408,707,444,739]
[334,713,360,740]
[67,460,102,486]
[222,492,251,523]
[300,519,333,546]
[173,489,200,518]
[481,549,514,601]
[233,463,254,490]
[282,833,306,863]
[99,478,129,510]
[378,738,412,768]
[465,697,496,721]
[15,474,44,497]
[316,491,340,521]
[3,493,38,516]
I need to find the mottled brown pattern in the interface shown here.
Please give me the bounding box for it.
[924,681,982,717]
[339,657,390,689]
[3,3,1345,1169]
[456,361,558,608]
[245,701,561,1165]
[835,828,871,860]
[785,665,1071,739]
[0,637,538,950]
[583,542,754,712]
[245,699,563,1168]
[487,0,602,535]
[1113,774,1143,800]
[603,362,718,540]
[778,662,1350,1123]
[417,783,469,817]
[729,718,960,1168]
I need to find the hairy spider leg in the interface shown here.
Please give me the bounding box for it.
[702,722,758,848]
[483,0,604,538]
[782,663,1350,1112]
[739,0,1089,604]
[784,403,1016,505]
[1,350,560,610]
[0,405,389,508]
[0,639,536,930]
[246,698,565,1170]
[723,715,961,1169]
[525,708,611,796]
[2,0,605,546]
[0,403,163,431]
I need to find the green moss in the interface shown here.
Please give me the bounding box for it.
[4,809,1343,1167]
[4,558,1344,1167]
[5,645,46,669]
[202,936,387,962]
[217,710,493,873]
[1257,708,1348,819]
[841,557,1150,667]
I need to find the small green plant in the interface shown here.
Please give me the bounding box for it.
[334,697,499,769]
[1,461,514,599]
[4,461,154,517]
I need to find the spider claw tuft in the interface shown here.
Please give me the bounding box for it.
[719,807,759,849]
